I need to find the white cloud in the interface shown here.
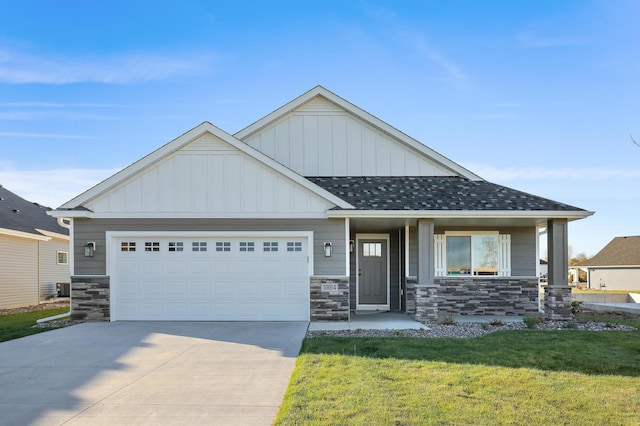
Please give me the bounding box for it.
[0,47,214,84]
[0,132,95,140]
[0,168,118,208]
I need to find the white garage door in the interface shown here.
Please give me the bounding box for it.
[111,235,310,321]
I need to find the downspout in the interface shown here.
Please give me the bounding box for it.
[38,217,73,323]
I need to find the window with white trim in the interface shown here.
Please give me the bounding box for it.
[168,242,184,252]
[121,242,136,252]
[56,251,68,265]
[434,232,511,277]
[192,242,207,252]
[239,242,255,252]
[287,242,302,252]
[216,242,231,252]
[145,242,160,252]
[263,242,278,252]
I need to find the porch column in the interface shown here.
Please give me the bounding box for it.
[414,219,438,322]
[417,219,435,285]
[545,219,572,320]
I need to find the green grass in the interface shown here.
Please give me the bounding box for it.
[276,317,640,425]
[0,307,70,342]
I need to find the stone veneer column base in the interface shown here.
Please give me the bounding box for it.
[70,276,110,322]
[544,285,573,320]
[413,284,439,323]
[310,276,349,321]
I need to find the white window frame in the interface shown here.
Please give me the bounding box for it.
[435,231,511,277]
[56,251,69,265]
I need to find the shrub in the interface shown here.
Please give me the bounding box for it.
[523,316,541,329]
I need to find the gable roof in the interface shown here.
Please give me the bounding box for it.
[234,86,482,180]
[53,122,353,216]
[308,176,588,211]
[0,185,69,240]
[574,236,640,267]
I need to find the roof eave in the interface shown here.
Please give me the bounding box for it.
[327,209,594,220]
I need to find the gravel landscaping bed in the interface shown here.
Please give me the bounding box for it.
[306,321,636,339]
[0,301,70,316]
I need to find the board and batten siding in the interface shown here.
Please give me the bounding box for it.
[73,218,346,276]
[243,97,455,177]
[38,238,71,298]
[0,235,38,309]
[407,226,537,278]
[85,133,335,216]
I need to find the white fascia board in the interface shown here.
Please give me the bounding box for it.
[56,121,352,211]
[48,210,92,218]
[234,85,482,180]
[66,211,331,219]
[35,229,70,241]
[0,227,51,241]
[327,209,594,220]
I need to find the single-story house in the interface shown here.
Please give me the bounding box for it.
[571,236,640,291]
[1,185,70,309]
[50,86,592,322]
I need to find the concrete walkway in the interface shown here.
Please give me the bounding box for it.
[582,302,640,316]
[0,321,307,426]
[309,311,428,331]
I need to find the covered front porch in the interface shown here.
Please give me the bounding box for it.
[340,215,575,323]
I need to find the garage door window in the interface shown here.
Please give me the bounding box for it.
[287,242,302,252]
[192,242,207,252]
[121,242,136,252]
[168,242,184,252]
[216,242,231,252]
[239,242,255,252]
[263,241,278,252]
[145,242,160,252]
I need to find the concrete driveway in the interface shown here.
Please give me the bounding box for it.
[0,321,308,426]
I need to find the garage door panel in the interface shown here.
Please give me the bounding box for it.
[113,235,309,321]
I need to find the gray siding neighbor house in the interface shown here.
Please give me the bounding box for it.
[1,186,70,309]
[571,236,640,291]
[50,86,593,322]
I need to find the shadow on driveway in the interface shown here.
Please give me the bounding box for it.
[0,321,307,425]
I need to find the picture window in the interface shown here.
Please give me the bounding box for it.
[56,251,68,265]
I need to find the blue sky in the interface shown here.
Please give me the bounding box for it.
[1,0,639,257]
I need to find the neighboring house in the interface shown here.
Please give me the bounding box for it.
[571,236,640,291]
[50,86,593,322]
[0,185,70,309]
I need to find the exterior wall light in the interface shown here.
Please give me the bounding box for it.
[84,242,96,257]
[324,242,332,257]
[349,240,355,253]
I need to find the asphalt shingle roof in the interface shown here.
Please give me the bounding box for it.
[0,185,69,237]
[574,236,640,267]
[307,176,586,211]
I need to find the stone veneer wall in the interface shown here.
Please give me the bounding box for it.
[70,275,110,321]
[543,285,573,320]
[436,277,539,317]
[310,276,349,321]
[405,277,418,315]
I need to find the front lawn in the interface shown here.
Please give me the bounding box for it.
[0,307,70,342]
[276,317,640,425]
